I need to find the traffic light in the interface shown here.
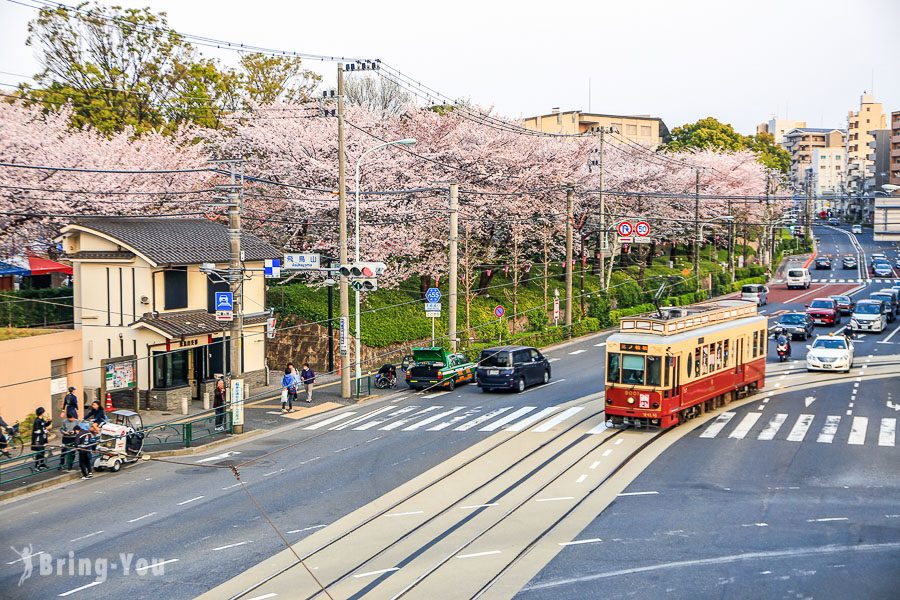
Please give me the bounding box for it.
[339,262,386,291]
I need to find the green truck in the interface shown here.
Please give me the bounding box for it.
[404,347,477,391]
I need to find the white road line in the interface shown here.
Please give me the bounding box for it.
[381,406,442,430]
[758,414,788,441]
[286,524,327,534]
[332,406,398,430]
[587,421,609,434]
[559,538,602,546]
[879,418,896,447]
[848,416,868,445]
[576,474,588,484]
[569,349,587,355]
[806,517,848,523]
[427,407,482,431]
[741,523,769,527]
[459,503,498,509]
[403,406,465,431]
[617,491,660,497]
[422,391,450,399]
[594,342,607,347]
[532,407,585,432]
[385,511,424,517]
[699,412,736,438]
[454,406,514,431]
[127,512,157,523]
[333,447,350,453]
[353,567,399,578]
[507,406,560,431]
[614,438,624,445]
[263,468,285,477]
[602,449,613,457]
[817,416,842,443]
[535,496,575,502]
[7,551,44,565]
[547,357,561,363]
[303,411,358,430]
[70,530,103,543]
[213,540,253,551]
[457,550,501,559]
[58,581,103,596]
[245,594,278,600]
[589,461,601,469]
[880,325,900,343]
[521,378,565,393]
[787,414,815,442]
[135,558,179,573]
[354,405,419,430]
[177,496,204,506]
[729,412,762,439]
[479,406,537,431]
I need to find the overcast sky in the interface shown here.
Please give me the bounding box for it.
[1,0,898,134]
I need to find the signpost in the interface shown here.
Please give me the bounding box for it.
[425,287,442,304]
[283,253,321,271]
[494,305,505,318]
[230,378,244,433]
[616,221,633,238]
[339,316,348,355]
[635,221,651,237]
[266,317,276,339]
[425,292,442,345]
[215,291,234,322]
[553,289,560,326]
[264,259,281,279]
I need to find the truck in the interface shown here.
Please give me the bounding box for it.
[405,347,477,391]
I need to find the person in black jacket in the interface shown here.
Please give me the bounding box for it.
[85,401,107,425]
[62,386,79,419]
[74,425,96,479]
[213,379,227,431]
[30,407,49,470]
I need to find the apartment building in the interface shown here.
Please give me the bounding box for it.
[891,111,900,190]
[874,111,900,241]
[811,146,846,212]
[846,92,888,221]
[782,127,846,187]
[756,118,807,146]
[522,109,669,146]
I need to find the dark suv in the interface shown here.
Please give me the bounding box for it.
[476,345,550,393]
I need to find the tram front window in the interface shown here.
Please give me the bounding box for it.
[621,354,645,385]
[646,356,661,386]
[606,353,620,383]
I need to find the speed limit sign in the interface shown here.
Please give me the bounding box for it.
[616,221,633,237]
[635,221,651,237]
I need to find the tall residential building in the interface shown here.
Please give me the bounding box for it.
[890,111,900,190]
[522,108,669,146]
[874,111,900,241]
[846,92,887,221]
[811,146,846,212]
[756,118,807,146]
[782,128,846,188]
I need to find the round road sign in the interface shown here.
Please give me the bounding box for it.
[494,305,505,318]
[616,221,633,237]
[635,221,651,237]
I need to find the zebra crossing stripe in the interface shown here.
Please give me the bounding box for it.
[303,411,358,430]
[454,406,514,431]
[380,406,442,430]
[848,416,868,445]
[353,405,420,430]
[817,416,841,443]
[787,414,815,442]
[479,407,537,431]
[879,418,896,447]
[331,405,398,430]
[506,406,559,431]
[402,407,465,431]
[758,413,787,440]
[531,407,585,432]
[427,407,482,431]
[699,412,735,438]
[729,412,762,439]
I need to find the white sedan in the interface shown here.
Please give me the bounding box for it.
[806,335,854,373]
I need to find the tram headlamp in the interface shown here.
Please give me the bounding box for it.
[652,402,660,409]
[627,397,635,405]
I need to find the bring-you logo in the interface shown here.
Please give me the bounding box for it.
[9,544,174,587]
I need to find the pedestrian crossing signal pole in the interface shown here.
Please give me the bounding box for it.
[337,63,351,399]
[565,186,574,335]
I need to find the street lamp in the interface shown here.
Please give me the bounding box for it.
[353,137,416,381]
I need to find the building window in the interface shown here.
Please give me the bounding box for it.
[626,124,638,135]
[208,339,231,378]
[611,122,622,132]
[164,267,188,310]
[153,349,189,388]
[640,125,651,136]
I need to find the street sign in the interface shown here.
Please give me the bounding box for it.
[425,287,442,303]
[339,316,348,354]
[616,221,633,237]
[631,236,652,244]
[425,310,441,318]
[283,253,321,270]
[215,291,234,311]
[264,259,281,279]
[424,302,441,312]
[494,305,505,318]
[230,378,244,427]
[266,317,276,339]
[553,297,560,325]
[635,221,651,237]
[215,310,233,322]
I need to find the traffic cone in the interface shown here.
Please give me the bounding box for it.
[105,392,113,411]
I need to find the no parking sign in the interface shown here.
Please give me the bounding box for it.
[494,305,505,318]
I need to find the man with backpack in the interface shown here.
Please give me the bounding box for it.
[281,367,297,413]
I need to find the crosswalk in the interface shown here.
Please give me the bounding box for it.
[302,403,601,435]
[699,412,896,448]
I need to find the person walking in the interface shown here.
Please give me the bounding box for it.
[213,379,227,431]
[62,386,79,419]
[74,425,96,479]
[58,412,79,471]
[30,407,50,470]
[281,367,297,413]
[0,412,10,458]
[85,401,108,426]
[300,363,315,404]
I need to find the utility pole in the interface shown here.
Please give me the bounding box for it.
[447,183,459,352]
[337,64,351,399]
[227,160,244,434]
[804,170,813,241]
[693,169,701,291]
[565,187,574,333]
[727,196,735,282]
[598,128,607,291]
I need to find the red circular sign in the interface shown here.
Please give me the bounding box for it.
[635,221,651,237]
[494,305,505,318]
[617,221,633,236]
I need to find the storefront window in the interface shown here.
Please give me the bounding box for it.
[606,352,620,384]
[153,349,189,388]
[621,354,645,385]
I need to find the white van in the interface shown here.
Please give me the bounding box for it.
[851,224,862,234]
[740,284,768,305]
[786,267,811,290]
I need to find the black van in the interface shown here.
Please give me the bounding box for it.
[476,345,551,393]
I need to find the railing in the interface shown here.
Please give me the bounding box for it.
[0,450,54,485]
[355,375,372,398]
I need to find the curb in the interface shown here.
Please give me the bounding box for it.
[801,237,817,269]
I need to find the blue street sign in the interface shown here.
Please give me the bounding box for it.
[425,287,442,303]
[264,258,281,278]
[215,291,234,311]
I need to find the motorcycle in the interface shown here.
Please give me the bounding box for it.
[775,334,791,362]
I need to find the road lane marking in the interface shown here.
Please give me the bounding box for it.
[787,414,815,442]
[385,511,424,517]
[741,523,769,527]
[135,558,179,573]
[848,416,868,445]
[213,540,253,551]
[758,414,788,440]
[817,416,841,443]
[700,412,736,438]
[507,406,559,431]
[548,357,561,362]
[806,517,848,523]
[729,412,762,439]
[457,551,501,559]
[594,342,607,347]
[422,391,450,399]
[177,496,204,506]
[403,406,465,430]
[303,411,358,430]
[460,503,498,509]
[532,407,585,432]
[6,551,44,565]
[381,406,442,430]
[127,512,156,523]
[617,491,659,497]
[879,418,896,447]
[576,474,588,484]
[332,406,398,430]
[521,378,565,393]
[58,581,103,596]
[354,405,420,430]
[614,438,624,445]
[333,447,350,453]
[70,531,103,543]
[535,496,574,502]
[569,349,587,355]
[353,567,399,578]
[589,461,601,469]
[479,406,537,431]
[196,451,242,464]
[602,449,613,457]
[263,468,285,477]
[454,406,514,431]
[287,525,327,534]
[587,421,609,434]
[559,538,602,546]
[427,407,482,431]
[245,594,278,600]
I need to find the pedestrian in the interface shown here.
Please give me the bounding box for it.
[62,386,79,419]
[85,400,107,426]
[30,407,50,470]
[0,412,11,458]
[74,425,96,480]
[287,362,298,378]
[58,412,79,471]
[281,367,297,413]
[300,363,315,403]
[213,379,227,431]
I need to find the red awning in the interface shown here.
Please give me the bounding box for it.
[27,255,73,276]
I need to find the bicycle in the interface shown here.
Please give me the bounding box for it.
[1,422,25,459]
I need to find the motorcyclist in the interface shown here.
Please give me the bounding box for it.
[776,332,791,358]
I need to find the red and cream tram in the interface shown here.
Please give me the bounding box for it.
[605,300,767,428]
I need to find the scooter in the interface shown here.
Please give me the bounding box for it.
[775,336,791,362]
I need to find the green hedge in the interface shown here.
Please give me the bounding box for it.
[0,288,73,328]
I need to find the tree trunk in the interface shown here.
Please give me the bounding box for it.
[419,274,432,299]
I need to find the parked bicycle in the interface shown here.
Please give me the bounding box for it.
[1,422,25,459]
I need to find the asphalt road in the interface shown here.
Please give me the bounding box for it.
[519,225,900,599]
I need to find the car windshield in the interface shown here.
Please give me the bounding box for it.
[816,258,829,263]
[809,300,834,309]
[830,296,849,304]
[480,351,511,367]
[871,294,891,303]
[788,270,805,277]
[779,314,806,324]
[855,303,880,314]
[812,339,847,350]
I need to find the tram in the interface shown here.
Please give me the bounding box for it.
[604,300,767,428]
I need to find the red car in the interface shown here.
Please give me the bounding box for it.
[806,297,840,326]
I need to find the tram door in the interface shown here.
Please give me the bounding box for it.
[736,338,744,375]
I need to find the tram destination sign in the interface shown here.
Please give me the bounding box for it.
[620,343,649,353]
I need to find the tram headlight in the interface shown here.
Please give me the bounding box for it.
[652,402,660,409]
[627,397,635,405]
